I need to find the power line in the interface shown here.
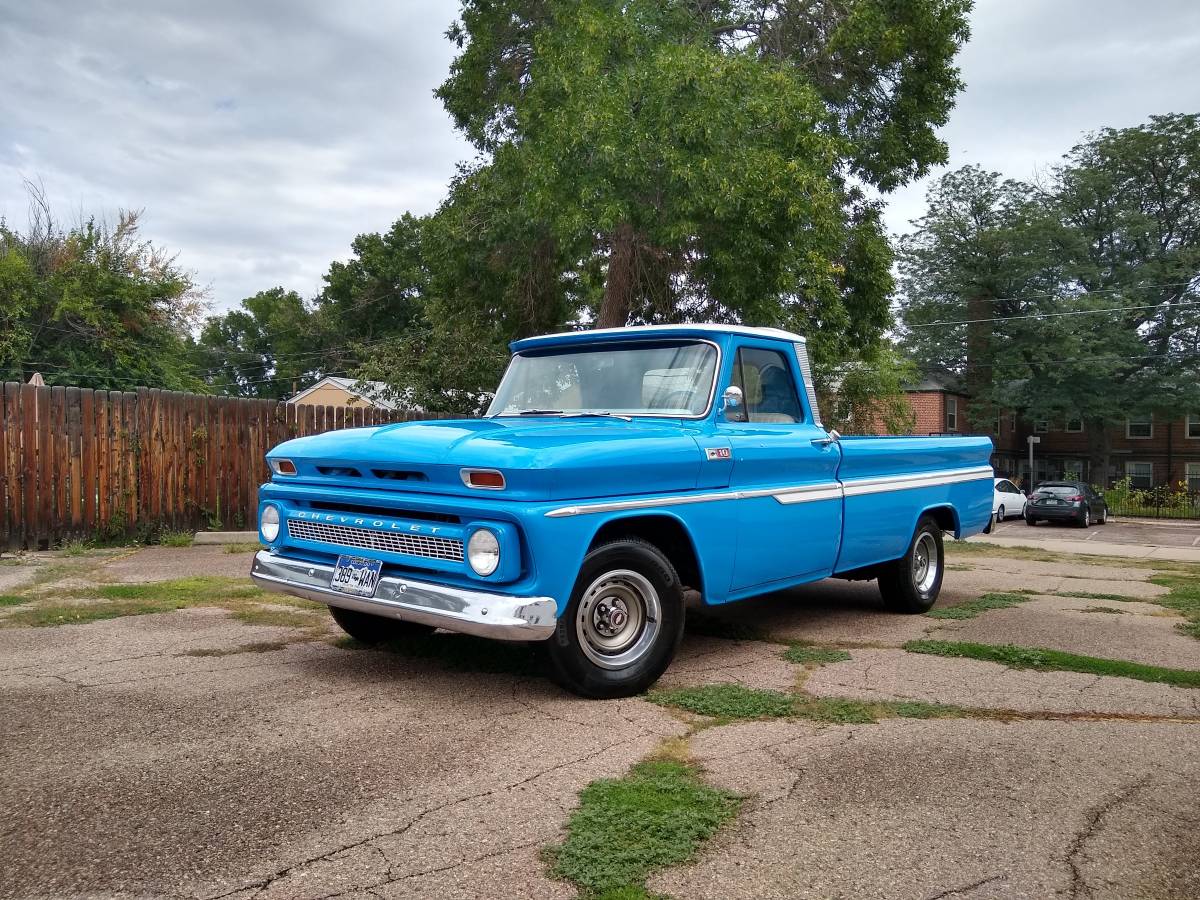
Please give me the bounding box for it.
[909,298,1200,328]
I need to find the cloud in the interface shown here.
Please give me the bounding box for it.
[0,0,470,313]
[883,0,1200,237]
[1,0,1195,318]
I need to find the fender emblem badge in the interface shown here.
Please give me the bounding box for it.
[705,447,732,460]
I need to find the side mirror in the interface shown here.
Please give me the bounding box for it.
[721,385,746,422]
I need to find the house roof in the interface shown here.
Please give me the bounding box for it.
[905,372,968,395]
[287,376,400,410]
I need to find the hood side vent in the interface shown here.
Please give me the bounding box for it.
[372,469,429,482]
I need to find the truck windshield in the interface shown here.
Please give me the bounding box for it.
[487,341,718,418]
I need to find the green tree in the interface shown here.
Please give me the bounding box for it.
[898,115,1200,482]
[0,190,205,391]
[195,288,317,399]
[436,0,971,342]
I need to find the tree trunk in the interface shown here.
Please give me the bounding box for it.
[1085,418,1111,488]
[964,292,992,430]
[598,223,637,328]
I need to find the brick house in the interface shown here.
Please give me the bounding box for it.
[878,376,1200,492]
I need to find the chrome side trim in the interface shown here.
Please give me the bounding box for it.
[545,482,843,517]
[840,465,994,497]
[250,551,556,641]
[543,465,994,517]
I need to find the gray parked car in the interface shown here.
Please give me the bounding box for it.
[1025,481,1109,527]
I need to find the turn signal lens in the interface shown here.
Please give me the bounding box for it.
[462,468,505,490]
[467,529,500,576]
[259,504,281,543]
[270,458,297,476]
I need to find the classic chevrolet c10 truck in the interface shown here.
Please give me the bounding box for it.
[251,325,993,697]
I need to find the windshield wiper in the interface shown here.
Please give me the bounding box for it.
[516,409,565,416]
[561,411,633,421]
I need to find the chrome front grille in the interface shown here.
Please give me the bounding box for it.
[287,519,464,562]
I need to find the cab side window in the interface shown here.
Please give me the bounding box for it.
[731,347,804,424]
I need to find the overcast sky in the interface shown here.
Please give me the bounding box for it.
[2,0,1198,316]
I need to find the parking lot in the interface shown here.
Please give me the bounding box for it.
[2,537,1199,899]
[991,516,1200,550]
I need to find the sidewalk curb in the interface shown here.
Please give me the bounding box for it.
[964,534,1200,564]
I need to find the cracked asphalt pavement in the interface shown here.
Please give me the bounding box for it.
[1,543,1199,899]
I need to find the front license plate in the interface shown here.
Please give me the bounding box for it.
[331,555,383,597]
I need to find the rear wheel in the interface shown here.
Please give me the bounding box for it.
[1026,515,1037,526]
[878,516,944,614]
[329,606,435,643]
[997,504,1006,522]
[547,538,685,699]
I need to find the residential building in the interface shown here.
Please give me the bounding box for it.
[287,377,399,410]
[878,378,1200,490]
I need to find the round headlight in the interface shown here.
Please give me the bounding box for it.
[260,504,280,543]
[467,529,500,576]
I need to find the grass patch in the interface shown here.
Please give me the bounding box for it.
[1,576,325,629]
[648,684,795,721]
[925,592,1032,620]
[1057,591,1141,603]
[224,542,264,554]
[183,639,294,657]
[782,644,851,665]
[1148,575,1200,641]
[158,530,194,547]
[1081,606,1125,615]
[649,683,965,725]
[548,759,739,899]
[58,539,95,557]
[904,639,1200,689]
[0,594,27,607]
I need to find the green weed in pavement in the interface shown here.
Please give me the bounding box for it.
[548,759,739,899]
[904,639,1200,688]
[782,644,852,665]
[925,592,1032,620]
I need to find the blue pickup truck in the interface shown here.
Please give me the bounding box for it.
[251,325,993,697]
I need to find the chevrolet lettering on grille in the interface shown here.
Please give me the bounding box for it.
[292,509,445,535]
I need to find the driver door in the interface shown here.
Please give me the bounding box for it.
[719,342,842,595]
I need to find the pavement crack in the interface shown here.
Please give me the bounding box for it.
[1065,776,1152,899]
[923,873,1006,899]
[201,736,639,900]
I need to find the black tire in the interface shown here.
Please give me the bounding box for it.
[329,605,435,643]
[1077,507,1091,528]
[1098,506,1108,525]
[547,538,685,699]
[1025,515,1037,526]
[878,516,944,614]
[997,504,1006,522]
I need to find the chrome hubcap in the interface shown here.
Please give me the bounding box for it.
[576,569,660,670]
[912,532,939,594]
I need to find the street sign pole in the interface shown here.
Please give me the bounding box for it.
[1027,435,1041,484]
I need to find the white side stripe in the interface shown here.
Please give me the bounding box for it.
[544,465,993,518]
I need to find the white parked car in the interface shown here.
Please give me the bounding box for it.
[992,478,1027,521]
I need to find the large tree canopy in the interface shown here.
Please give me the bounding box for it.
[898,114,1200,482]
[435,0,970,334]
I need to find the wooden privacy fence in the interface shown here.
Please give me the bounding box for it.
[0,383,444,550]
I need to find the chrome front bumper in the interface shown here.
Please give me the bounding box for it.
[250,551,557,641]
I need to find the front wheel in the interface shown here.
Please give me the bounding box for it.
[1078,507,1091,528]
[547,539,685,699]
[878,516,944,614]
[1026,515,1037,526]
[329,606,435,643]
[1098,506,1108,525]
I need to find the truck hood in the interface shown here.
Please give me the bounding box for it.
[267,417,715,501]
